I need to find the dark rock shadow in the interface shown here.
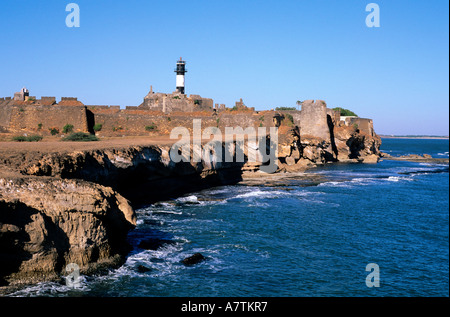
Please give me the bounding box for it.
[0,201,38,286]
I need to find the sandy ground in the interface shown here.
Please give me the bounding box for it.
[0,136,177,155]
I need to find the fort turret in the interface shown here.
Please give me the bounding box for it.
[13,87,29,101]
[174,57,187,94]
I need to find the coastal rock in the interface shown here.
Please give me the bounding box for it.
[137,265,152,273]
[333,124,381,163]
[181,253,206,265]
[278,145,291,158]
[15,145,246,205]
[296,158,316,168]
[285,156,296,166]
[361,154,379,163]
[384,154,449,164]
[300,137,328,164]
[0,176,136,287]
[138,238,176,251]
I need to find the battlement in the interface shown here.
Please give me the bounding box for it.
[40,97,56,106]
[58,97,84,106]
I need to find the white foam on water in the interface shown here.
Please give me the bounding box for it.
[234,189,287,199]
[176,195,199,203]
[318,180,353,188]
[8,275,90,297]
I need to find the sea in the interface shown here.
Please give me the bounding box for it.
[8,138,449,297]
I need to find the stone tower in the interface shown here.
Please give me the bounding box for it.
[13,87,29,101]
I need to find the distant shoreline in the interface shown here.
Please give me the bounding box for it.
[380,135,449,140]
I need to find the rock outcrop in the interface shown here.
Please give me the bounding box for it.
[0,176,135,287]
[275,115,381,171]
[14,145,245,206]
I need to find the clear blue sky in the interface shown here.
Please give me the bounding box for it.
[0,0,448,135]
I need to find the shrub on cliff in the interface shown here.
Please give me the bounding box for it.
[49,127,59,135]
[93,123,103,132]
[284,113,294,127]
[12,135,43,142]
[275,107,296,111]
[145,124,157,131]
[63,132,98,142]
[62,124,74,134]
[333,107,358,117]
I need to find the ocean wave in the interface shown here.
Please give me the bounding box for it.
[318,174,415,187]
[233,189,287,199]
[176,195,199,203]
[8,275,90,297]
[386,176,413,182]
[151,210,183,215]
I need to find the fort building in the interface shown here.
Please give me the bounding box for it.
[0,57,376,142]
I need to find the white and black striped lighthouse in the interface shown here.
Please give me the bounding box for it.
[174,57,187,94]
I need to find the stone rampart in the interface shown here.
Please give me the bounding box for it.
[299,100,330,141]
[7,105,89,134]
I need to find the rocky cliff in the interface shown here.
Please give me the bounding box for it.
[0,176,135,287]
[0,118,381,289]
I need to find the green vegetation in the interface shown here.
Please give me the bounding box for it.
[194,100,200,105]
[333,107,358,117]
[145,124,157,131]
[112,126,123,132]
[62,124,74,134]
[259,116,265,121]
[275,107,296,111]
[167,117,171,122]
[62,132,98,142]
[93,123,103,132]
[49,127,59,135]
[37,123,43,130]
[285,113,294,126]
[172,96,180,99]
[12,135,43,142]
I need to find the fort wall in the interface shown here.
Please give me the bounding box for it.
[345,117,374,136]
[6,105,89,134]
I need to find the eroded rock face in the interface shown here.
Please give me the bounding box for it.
[276,120,381,170]
[16,145,246,205]
[0,177,136,287]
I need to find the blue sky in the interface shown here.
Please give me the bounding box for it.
[0,0,448,135]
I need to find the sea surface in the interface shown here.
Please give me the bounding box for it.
[10,138,449,297]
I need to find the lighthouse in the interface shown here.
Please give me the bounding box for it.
[174,57,187,94]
